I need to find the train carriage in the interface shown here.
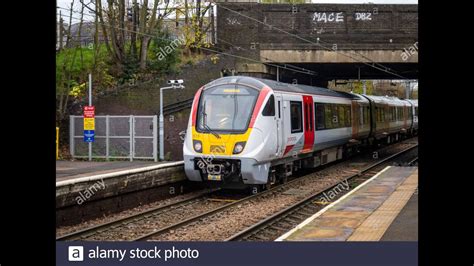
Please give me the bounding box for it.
[406,99,418,134]
[183,76,417,190]
[363,95,413,143]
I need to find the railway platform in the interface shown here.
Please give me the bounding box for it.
[57,160,167,182]
[276,166,418,241]
[56,160,186,209]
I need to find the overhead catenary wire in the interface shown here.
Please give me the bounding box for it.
[57,6,320,78]
[216,37,317,76]
[216,4,408,79]
[258,17,394,73]
[57,9,317,77]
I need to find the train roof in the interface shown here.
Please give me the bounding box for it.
[206,76,357,99]
[405,99,418,107]
[348,93,370,103]
[363,95,410,106]
[206,76,414,104]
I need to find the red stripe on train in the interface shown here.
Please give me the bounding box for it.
[191,87,204,127]
[302,95,315,152]
[283,145,295,156]
[248,86,271,128]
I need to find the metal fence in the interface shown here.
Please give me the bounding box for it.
[70,115,158,161]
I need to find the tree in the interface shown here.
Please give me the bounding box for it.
[178,0,213,53]
[81,0,173,75]
[352,80,374,95]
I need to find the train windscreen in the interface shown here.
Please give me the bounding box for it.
[196,85,259,132]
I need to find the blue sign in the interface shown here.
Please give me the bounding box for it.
[84,130,95,142]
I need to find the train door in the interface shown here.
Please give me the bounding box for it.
[403,105,408,130]
[275,93,284,156]
[302,95,315,153]
[351,101,359,139]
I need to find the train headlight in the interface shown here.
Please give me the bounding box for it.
[233,142,246,154]
[193,140,203,153]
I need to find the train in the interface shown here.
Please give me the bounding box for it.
[183,76,418,191]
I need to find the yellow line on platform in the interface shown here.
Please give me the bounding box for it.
[347,169,418,241]
[275,166,392,241]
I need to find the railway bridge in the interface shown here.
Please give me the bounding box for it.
[216,2,418,85]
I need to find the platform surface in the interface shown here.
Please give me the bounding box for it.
[279,166,418,241]
[381,192,418,241]
[56,160,169,182]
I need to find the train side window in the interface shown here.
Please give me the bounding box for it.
[332,105,339,127]
[262,95,275,116]
[415,107,418,116]
[290,101,303,133]
[359,106,364,125]
[278,101,281,118]
[324,104,333,129]
[304,103,309,131]
[306,103,313,131]
[315,103,325,130]
[345,105,351,127]
[338,105,345,128]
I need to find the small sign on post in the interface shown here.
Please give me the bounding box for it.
[83,106,95,142]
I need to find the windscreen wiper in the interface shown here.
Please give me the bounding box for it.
[204,124,221,139]
[202,106,221,139]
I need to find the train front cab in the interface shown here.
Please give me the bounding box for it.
[183,81,276,189]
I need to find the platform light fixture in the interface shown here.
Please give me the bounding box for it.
[159,80,185,160]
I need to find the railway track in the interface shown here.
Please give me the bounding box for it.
[56,138,417,241]
[135,139,417,241]
[408,156,418,166]
[226,145,417,241]
[56,189,234,241]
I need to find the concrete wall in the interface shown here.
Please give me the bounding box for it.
[56,164,186,209]
[260,49,418,63]
[218,3,417,51]
[217,3,418,69]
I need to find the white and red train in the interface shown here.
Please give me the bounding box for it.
[183,76,418,189]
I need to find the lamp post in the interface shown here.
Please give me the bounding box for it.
[159,80,185,161]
